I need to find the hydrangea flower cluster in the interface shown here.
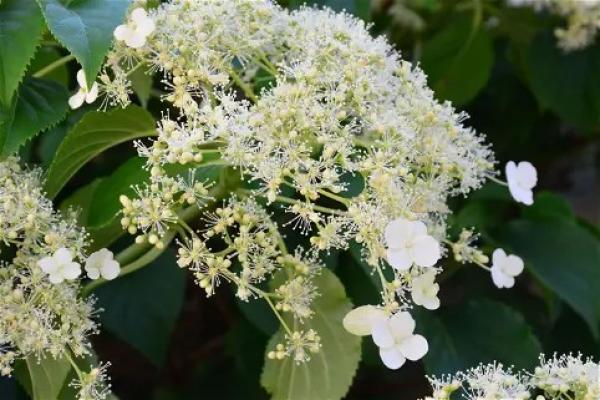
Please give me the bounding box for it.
[423,354,600,400]
[97,0,534,369]
[0,158,112,399]
[509,0,600,51]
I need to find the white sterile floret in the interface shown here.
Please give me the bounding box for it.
[69,69,99,109]
[85,248,120,280]
[411,270,440,310]
[385,218,441,270]
[490,248,524,289]
[344,307,428,370]
[372,311,429,370]
[505,161,537,205]
[114,7,155,49]
[37,247,81,283]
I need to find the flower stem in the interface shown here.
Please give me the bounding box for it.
[33,54,76,78]
[228,68,258,102]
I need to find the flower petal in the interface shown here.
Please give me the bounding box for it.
[101,259,120,280]
[507,182,533,205]
[384,218,412,247]
[517,161,537,189]
[371,320,394,348]
[379,346,406,370]
[114,24,130,41]
[85,82,99,104]
[343,305,386,336]
[388,311,415,339]
[85,265,100,280]
[491,266,514,289]
[130,7,148,24]
[492,248,507,267]
[504,254,524,277]
[136,18,155,37]
[125,31,146,49]
[48,272,64,284]
[63,262,81,280]
[421,296,440,310]
[54,247,73,264]
[38,256,56,273]
[76,69,87,89]
[68,91,86,109]
[398,334,428,361]
[386,248,412,270]
[410,235,440,267]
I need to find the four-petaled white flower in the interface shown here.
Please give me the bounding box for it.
[411,270,440,310]
[114,8,155,49]
[85,248,120,280]
[384,218,441,271]
[343,306,429,369]
[68,69,99,109]
[38,247,81,284]
[505,161,537,206]
[490,248,524,289]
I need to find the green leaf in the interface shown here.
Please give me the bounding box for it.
[522,191,575,223]
[261,269,361,400]
[497,219,600,337]
[25,355,71,400]
[1,77,69,156]
[0,0,44,107]
[27,47,70,85]
[416,299,542,376]
[36,0,130,84]
[524,33,600,130]
[421,16,494,105]
[44,105,156,198]
[129,65,153,108]
[94,250,186,367]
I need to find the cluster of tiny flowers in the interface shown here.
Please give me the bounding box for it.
[98,0,537,368]
[509,0,600,51]
[0,158,112,399]
[423,354,600,400]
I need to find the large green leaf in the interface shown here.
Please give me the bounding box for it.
[25,355,71,400]
[44,105,156,198]
[93,250,186,367]
[261,269,361,400]
[36,0,130,85]
[416,299,542,376]
[1,77,69,156]
[525,33,600,130]
[421,15,494,105]
[0,0,44,107]
[497,218,600,337]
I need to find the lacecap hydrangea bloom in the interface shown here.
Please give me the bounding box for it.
[508,0,600,51]
[97,0,533,369]
[423,353,600,400]
[0,158,114,399]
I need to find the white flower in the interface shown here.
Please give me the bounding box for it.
[84,248,120,280]
[411,270,440,310]
[343,307,428,370]
[68,69,99,109]
[384,218,441,270]
[114,8,155,49]
[505,161,537,206]
[372,312,429,369]
[37,247,81,284]
[343,305,387,336]
[490,249,524,289]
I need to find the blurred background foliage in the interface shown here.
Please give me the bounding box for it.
[2,0,599,399]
